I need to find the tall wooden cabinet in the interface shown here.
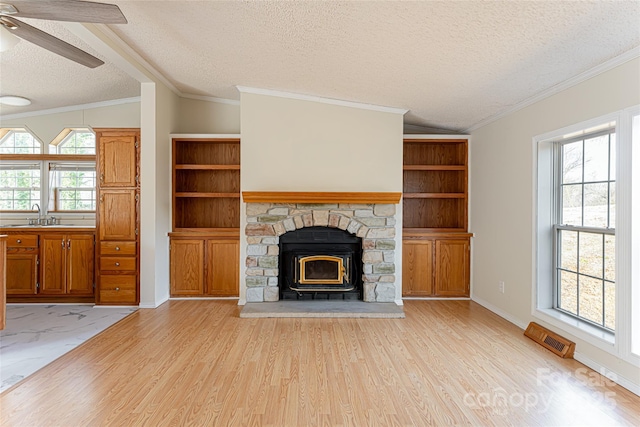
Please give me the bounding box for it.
[169,136,240,297]
[95,129,140,305]
[402,137,472,297]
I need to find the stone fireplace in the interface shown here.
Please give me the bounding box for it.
[244,201,398,303]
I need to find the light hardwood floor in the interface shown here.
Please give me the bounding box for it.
[1,300,639,426]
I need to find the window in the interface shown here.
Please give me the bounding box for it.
[49,163,96,211]
[0,127,96,215]
[535,108,638,365]
[53,129,96,155]
[0,163,41,211]
[555,128,616,330]
[0,128,41,154]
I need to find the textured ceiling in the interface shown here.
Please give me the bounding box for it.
[1,1,639,131]
[0,18,139,116]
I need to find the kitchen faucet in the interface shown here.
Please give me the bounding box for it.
[30,203,42,225]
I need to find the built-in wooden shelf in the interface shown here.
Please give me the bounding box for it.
[242,191,402,204]
[175,193,241,198]
[174,164,240,170]
[403,165,466,171]
[403,193,466,199]
[172,137,240,230]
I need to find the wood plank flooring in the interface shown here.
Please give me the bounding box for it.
[1,300,639,426]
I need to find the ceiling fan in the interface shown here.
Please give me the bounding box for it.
[0,0,127,68]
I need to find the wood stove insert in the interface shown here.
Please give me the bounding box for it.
[279,227,362,300]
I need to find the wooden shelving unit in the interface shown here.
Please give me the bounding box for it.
[170,136,241,297]
[172,138,240,231]
[402,137,471,298]
[403,138,468,231]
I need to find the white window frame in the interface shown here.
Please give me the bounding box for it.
[533,107,639,367]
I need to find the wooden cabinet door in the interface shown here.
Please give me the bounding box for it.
[67,234,95,295]
[99,134,138,187]
[99,190,137,241]
[170,239,204,295]
[6,253,38,295]
[206,239,239,297]
[40,235,66,294]
[402,240,434,296]
[435,239,469,297]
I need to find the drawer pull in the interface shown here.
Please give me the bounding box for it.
[115,246,120,251]
[115,262,120,266]
[115,287,120,291]
[16,239,21,243]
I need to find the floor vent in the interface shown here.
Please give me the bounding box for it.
[524,322,575,358]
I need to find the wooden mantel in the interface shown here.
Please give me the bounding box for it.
[242,191,402,204]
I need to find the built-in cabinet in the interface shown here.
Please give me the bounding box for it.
[169,136,240,297]
[3,230,96,301]
[40,233,95,295]
[402,137,471,297]
[95,129,140,305]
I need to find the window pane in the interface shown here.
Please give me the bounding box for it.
[604,235,615,282]
[609,133,616,181]
[604,280,615,330]
[0,131,40,154]
[58,131,95,155]
[559,270,578,314]
[609,182,615,229]
[562,184,582,225]
[584,134,609,182]
[560,229,577,271]
[579,232,604,278]
[583,183,608,227]
[562,141,583,184]
[579,275,604,325]
[0,167,41,211]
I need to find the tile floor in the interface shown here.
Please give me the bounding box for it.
[0,304,137,393]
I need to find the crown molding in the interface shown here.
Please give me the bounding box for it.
[236,86,408,115]
[0,97,141,121]
[465,46,640,133]
[179,93,240,106]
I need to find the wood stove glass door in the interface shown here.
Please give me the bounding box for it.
[298,255,346,285]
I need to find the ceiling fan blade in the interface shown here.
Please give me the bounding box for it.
[4,0,127,24]
[3,17,103,68]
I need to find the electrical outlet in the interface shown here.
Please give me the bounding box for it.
[499,281,505,293]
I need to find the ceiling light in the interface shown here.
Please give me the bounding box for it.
[0,23,20,52]
[0,96,31,106]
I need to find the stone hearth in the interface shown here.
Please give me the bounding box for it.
[245,203,397,303]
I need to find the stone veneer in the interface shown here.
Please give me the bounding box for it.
[245,203,397,303]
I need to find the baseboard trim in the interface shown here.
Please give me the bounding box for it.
[573,352,640,397]
[470,295,529,330]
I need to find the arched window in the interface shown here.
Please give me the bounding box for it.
[51,128,96,154]
[0,128,42,154]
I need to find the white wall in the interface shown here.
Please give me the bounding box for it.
[139,83,179,308]
[241,92,403,192]
[0,101,140,145]
[175,98,240,134]
[469,58,640,388]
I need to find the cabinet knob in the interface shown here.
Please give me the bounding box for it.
[115,262,120,266]
[115,246,120,251]
[115,287,120,291]
[16,239,21,243]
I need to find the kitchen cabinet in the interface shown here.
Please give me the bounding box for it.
[95,129,140,305]
[5,234,39,295]
[40,233,95,295]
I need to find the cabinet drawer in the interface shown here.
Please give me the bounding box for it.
[7,235,38,248]
[100,241,136,255]
[99,275,136,304]
[100,257,136,271]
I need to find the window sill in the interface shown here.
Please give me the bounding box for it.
[534,308,615,349]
